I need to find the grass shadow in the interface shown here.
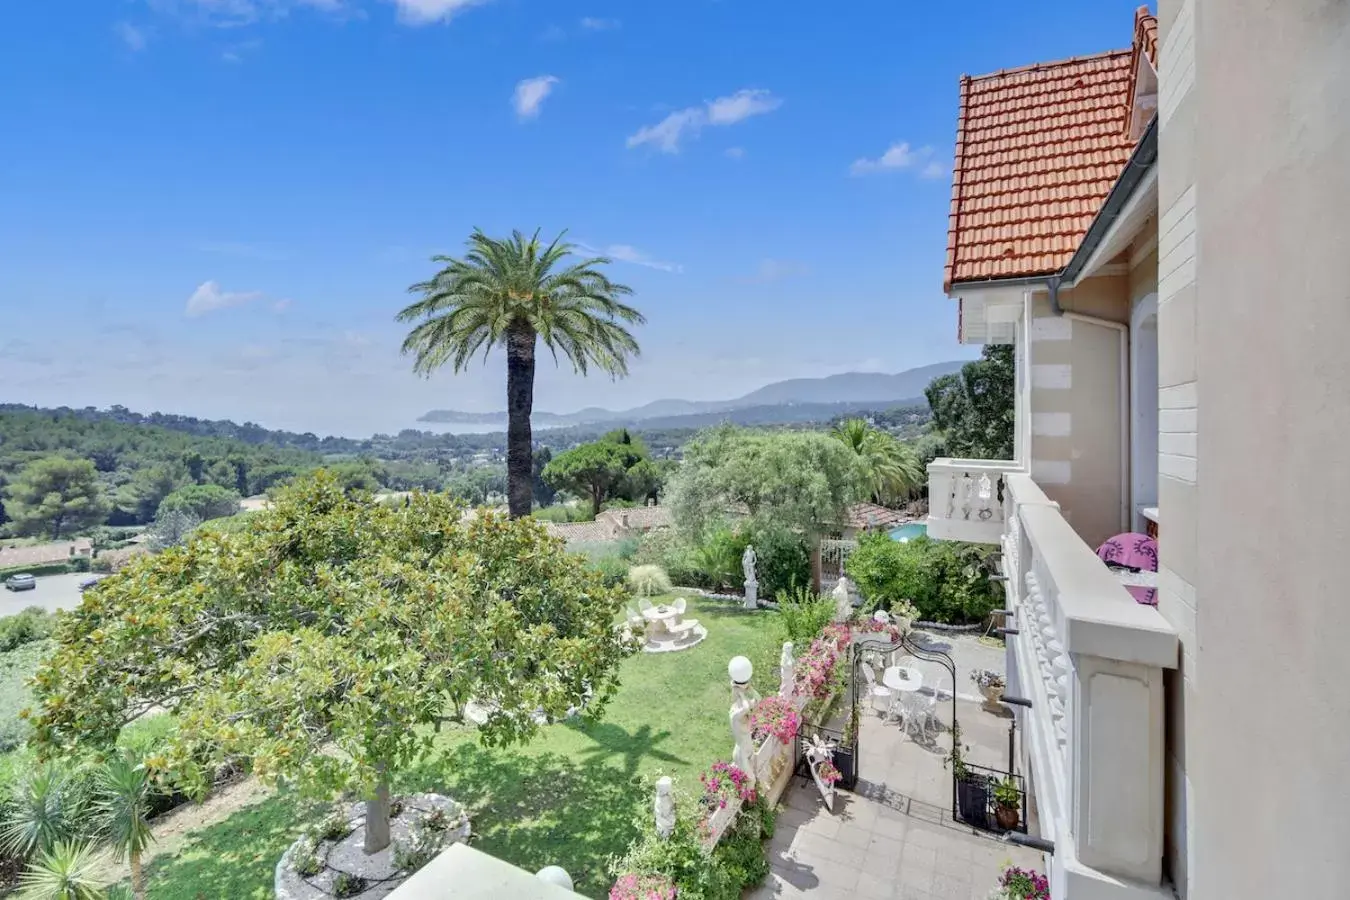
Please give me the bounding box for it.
[565,721,685,778]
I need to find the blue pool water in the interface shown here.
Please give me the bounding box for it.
[888,522,928,543]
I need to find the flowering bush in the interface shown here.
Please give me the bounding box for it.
[853,619,903,643]
[610,872,678,900]
[971,669,1006,691]
[748,696,800,744]
[794,636,843,701]
[821,623,852,651]
[989,865,1050,899]
[816,759,841,786]
[700,761,757,810]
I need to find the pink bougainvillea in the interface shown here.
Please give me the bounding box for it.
[794,634,845,702]
[996,865,1050,899]
[700,761,757,810]
[610,872,677,900]
[748,696,801,743]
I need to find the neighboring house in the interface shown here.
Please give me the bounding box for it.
[543,504,673,547]
[928,4,1349,899]
[833,501,916,541]
[0,538,93,571]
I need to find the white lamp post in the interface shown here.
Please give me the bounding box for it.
[728,655,753,686]
[535,866,574,892]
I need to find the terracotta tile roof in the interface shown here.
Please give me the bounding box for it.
[840,502,911,531]
[941,6,1160,292]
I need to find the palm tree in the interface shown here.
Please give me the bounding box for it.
[397,230,644,517]
[2,764,80,861]
[15,841,108,900]
[831,419,924,506]
[93,754,154,900]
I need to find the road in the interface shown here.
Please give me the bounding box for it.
[1,572,93,616]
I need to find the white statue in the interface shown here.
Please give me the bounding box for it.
[742,545,758,585]
[730,680,757,773]
[778,642,796,700]
[831,576,855,623]
[653,776,675,839]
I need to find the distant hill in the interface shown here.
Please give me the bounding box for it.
[419,361,965,427]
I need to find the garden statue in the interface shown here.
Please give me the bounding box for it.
[831,576,855,622]
[742,544,758,610]
[653,776,676,839]
[729,659,758,773]
[778,641,796,700]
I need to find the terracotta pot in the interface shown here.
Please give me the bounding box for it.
[994,804,1020,831]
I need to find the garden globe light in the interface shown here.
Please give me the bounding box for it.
[535,866,574,891]
[729,656,753,685]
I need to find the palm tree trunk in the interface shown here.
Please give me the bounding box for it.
[505,324,537,518]
[131,851,144,900]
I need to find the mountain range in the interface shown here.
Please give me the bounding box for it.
[419,362,966,428]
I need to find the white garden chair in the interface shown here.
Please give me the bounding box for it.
[906,670,949,739]
[671,597,687,623]
[861,663,896,720]
[637,598,655,614]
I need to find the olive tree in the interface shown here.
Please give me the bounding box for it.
[29,471,638,854]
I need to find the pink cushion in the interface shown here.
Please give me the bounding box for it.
[1096,532,1158,606]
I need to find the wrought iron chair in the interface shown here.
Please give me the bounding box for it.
[907,669,948,739]
[861,662,897,720]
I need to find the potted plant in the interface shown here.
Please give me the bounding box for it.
[989,865,1050,899]
[832,703,860,790]
[945,723,990,829]
[992,774,1021,831]
[970,669,1006,711]
[891,599,919,633]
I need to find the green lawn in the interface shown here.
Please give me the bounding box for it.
[140,596,785,899]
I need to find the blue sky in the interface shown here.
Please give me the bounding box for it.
[0,0,1143,437]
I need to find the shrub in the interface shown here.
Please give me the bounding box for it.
[631,530,701,587]
[691,527,750,593]
[746,525,810,600]
[0,640,52,752]
[846,534,1001,624]
[533,504,594,524]
[0,607,56,653]
[627,565,672,598]
[775,587,835,646]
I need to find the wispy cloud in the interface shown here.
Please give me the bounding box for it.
[513,75,559,120]
[387,0,493,25]
[272,298,293,313]
[149,0,345,28]
[114,22,149,51]
[740,259,810,284]
[195,239,286,260]
[627,88,782,153]
[850,141,947,177]
[724,146,746,160]
[579,16,619,30]
[576,242,682,274]
[185,281,264,317]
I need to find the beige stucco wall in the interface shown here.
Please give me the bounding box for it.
[1025,277,1128,550]
[1158,1,1350,898]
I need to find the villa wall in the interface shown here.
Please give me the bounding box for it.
[1180,2,1350,899]
[1025,276,1128,550]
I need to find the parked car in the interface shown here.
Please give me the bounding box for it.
[4,573,37,591]
[78,576,106,592]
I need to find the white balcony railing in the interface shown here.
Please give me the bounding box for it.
[925,458,1021,545]
[997,473,1178,900]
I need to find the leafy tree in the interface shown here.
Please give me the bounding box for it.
[531,448,556,507]
[94,754,154,900]
[156,484,240,523]
[397,229,644,517]
[29,472,637,855]
[830,419,924,505]
[542,441,630,518]
[622,458,663,504]
[122,462,189,524]
[923,345,1014,460]
[145,510,201,551]
[3,458,110,539]
[204,460,236,491]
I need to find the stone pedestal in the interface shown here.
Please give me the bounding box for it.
[744,580,758,610]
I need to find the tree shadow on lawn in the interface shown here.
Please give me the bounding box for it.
[566,721,684,779]
[402,743,649,899]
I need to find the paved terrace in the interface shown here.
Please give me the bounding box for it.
[754,697,1042,900]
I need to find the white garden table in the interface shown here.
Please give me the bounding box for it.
[642,604,681,637]
[882,665,923,695]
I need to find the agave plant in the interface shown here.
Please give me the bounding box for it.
[2,763,82,860]
[93,754,154,900]
[15,840,109,900]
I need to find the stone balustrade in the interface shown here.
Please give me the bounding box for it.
[926,458,1021,545]
[998,473,1178,900]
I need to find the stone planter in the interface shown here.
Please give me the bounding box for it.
[978,682,1005,713]
[275,793,469,900]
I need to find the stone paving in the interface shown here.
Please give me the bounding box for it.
[752,696,1043,900]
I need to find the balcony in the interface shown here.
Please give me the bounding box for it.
[929,463,1180,900]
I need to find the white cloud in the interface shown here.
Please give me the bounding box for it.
[576,242,682,274]
[724,146,745,160]
[151,0,344,28]
[579,16,619,30]
[115,22,149,51]
[850,141,947,177]
[626,88,782,153]
[272,298,293,313]
[185,281,263,317]
[387,0,492,25]
[513,75,559,120]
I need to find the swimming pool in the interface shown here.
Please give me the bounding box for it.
[888,522,928,543]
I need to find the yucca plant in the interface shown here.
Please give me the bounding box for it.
[2,764,81,860]
[15,840,108,900]
[93,754,154,900]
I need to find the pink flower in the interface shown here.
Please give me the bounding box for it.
[610,873,677,900]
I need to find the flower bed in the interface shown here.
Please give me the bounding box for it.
[700,761,757,812]
[748,696,800,744]
[990,865,1050,899]
[610,872,678,900]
